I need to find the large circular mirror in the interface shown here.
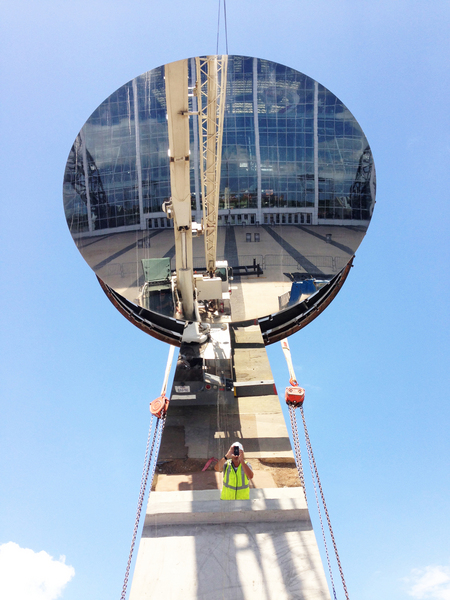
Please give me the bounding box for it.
[63,55,375,342]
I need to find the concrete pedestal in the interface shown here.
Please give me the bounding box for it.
[129,324,331,599]
[129,488,331,600]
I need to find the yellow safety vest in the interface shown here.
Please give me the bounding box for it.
[220,460,250,500]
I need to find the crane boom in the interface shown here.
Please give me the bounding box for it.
[164,57,229,338]
[165,59,196,321]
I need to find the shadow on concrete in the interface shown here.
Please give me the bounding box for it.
[141,512,330,599]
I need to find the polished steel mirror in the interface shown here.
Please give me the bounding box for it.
[63,55,375,340]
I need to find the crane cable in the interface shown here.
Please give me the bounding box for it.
[281,339,349,600]
[216,0,229,56]
[119,344,175,600]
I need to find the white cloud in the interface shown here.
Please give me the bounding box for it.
[0,542,75,600]
[407,564,450,600]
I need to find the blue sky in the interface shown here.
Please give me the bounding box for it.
[1,1,450,599]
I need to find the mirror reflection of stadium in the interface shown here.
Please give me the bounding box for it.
[74,221,365,322]
[63,55,375,326]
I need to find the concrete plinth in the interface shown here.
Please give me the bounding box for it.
[129,323,331,599]
[129,488,331,600]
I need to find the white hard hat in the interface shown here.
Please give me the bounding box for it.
[232,442,244,451]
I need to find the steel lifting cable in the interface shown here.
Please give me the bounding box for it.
[216,0,221,55]
[216,0,229,56]
[223,0,228,55]
[119,345,175,600]
[281,339,349,600]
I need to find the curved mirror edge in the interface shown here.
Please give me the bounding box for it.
[259,258,353,344]
[97,276,183,347]
[97,257,353,346]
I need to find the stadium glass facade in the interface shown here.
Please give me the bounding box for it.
[63,55,375,237]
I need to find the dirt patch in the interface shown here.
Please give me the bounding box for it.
[156,458,301,488]
[256,459,302,488]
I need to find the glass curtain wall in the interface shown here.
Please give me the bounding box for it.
[63,56,375,237]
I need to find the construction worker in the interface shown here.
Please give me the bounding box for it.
[215,442,254,500]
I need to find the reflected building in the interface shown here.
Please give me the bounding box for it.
[63,55,375,343]
[64,56,374,234]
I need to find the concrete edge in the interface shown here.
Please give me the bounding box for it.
[144,487,310,527]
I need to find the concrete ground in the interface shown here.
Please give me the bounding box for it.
[75,224,362,321]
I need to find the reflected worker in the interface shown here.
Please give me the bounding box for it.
[215,442,254,500]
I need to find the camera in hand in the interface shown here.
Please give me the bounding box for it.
[233,445,240,456]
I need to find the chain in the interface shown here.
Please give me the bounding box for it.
[119,414,167,600]
[288,405,305,491]
[289,405,337,599]
[280,338,349,599]
[301,410,337,600]
[119,415,155,600]
[300,405,350,600]
[147,414,167,502]
[119,345,174,599]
